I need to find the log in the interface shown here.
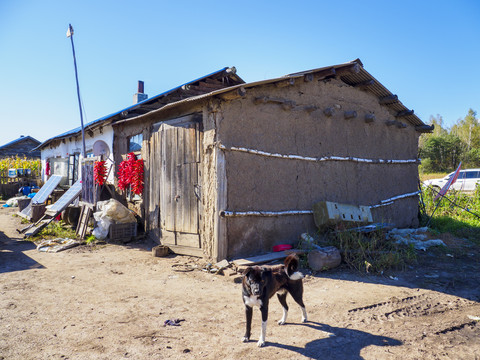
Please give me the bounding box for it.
[354,79,375,89]
[304,73,314,82]
[281,101,295,111]
[365,113,375,123]
[316,67,336,80]
[335,63,361,76]
[219,86,246,100]
[303,105,318,113]
[275,78,295,88]
[415,124,435,132]
[396,109,414,117]
[237,86,247,97]
[323,107,335,117]
[344,110,357,119]
[349,62,361,74]
[253,96,295,109]
[379,94,398,104]
[254,96,267,105]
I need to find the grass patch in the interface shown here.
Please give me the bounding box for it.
[420,184,480,245]
[310,226,417,274]
[29,221,78,241]
[85,235,96,245]
[419,172,448,182]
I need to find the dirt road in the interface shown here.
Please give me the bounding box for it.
[1,204,480,359]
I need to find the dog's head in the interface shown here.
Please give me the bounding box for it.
[243,266,270,296]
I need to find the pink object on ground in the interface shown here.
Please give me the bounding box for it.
[273,244,292,252]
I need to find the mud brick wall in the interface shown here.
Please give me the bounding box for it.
[217,78,420,258]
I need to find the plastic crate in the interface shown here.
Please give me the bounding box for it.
[108,222,137,242]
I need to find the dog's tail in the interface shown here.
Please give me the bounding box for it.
[284,254,304,280]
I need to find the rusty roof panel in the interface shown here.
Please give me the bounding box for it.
[116,59,431,132]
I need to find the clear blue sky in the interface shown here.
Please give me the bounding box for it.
[0,0,479,146]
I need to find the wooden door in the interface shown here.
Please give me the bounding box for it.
[150,117,202,256]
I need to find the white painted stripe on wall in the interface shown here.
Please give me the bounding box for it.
[221,192,420,217]
[218,144,419,164]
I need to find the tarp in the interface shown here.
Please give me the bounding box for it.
[36,238,80,253]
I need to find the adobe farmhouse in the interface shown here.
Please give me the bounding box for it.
[114,59,432,262]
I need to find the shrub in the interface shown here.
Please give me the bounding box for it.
[314,226,417,274]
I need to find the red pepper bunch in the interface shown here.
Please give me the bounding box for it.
[132,159,144,195]
[94,160,107,186]
[117,161,129,191]
[118,152,144,195]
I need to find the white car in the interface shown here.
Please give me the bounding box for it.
[423,168,480,192]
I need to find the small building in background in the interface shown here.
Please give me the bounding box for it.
[0,136,41,158]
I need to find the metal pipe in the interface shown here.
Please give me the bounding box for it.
[67,24,86,158]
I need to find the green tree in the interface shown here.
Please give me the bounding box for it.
[419,134,462,172]
[419,110,480,172]
[451,109,479,151]
[419,114,448,150]
[430,114,448,137]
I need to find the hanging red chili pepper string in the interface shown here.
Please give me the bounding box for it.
[132,159,144,195]
[117,161,128,191]
[117,152,144,195]
[93,160,107,186]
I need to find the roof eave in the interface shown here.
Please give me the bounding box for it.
[115,59,428,130]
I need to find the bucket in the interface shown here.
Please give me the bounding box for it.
[31,204,46,222]
[17,198,31,212]
[152,245,169,257]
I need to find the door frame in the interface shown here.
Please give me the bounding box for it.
[151,113,203,257]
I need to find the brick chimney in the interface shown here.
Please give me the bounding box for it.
[133,80,148,104]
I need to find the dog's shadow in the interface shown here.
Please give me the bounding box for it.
[267,321,402,360]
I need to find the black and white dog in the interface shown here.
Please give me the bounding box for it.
[241,254,307,347]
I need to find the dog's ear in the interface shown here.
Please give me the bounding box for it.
[240,267,252,277]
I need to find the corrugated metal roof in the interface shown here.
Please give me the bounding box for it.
[0,135,40,150]
[117,59,430,131]
[36,67,244,150]
[93,66,235,122]
[39,60,430,152]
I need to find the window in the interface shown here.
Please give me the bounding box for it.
[128,133,143,152]
[465,171,479,179]
[68,153,80,186]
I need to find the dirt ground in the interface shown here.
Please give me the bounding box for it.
[1,204,480,360]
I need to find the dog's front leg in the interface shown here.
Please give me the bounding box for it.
[257,305,268,347]
[242,305,253,342]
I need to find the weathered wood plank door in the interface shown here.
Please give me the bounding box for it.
[150,116,202,256]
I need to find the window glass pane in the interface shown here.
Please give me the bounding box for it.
[466,171,479,179]
[129,134,143,152]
